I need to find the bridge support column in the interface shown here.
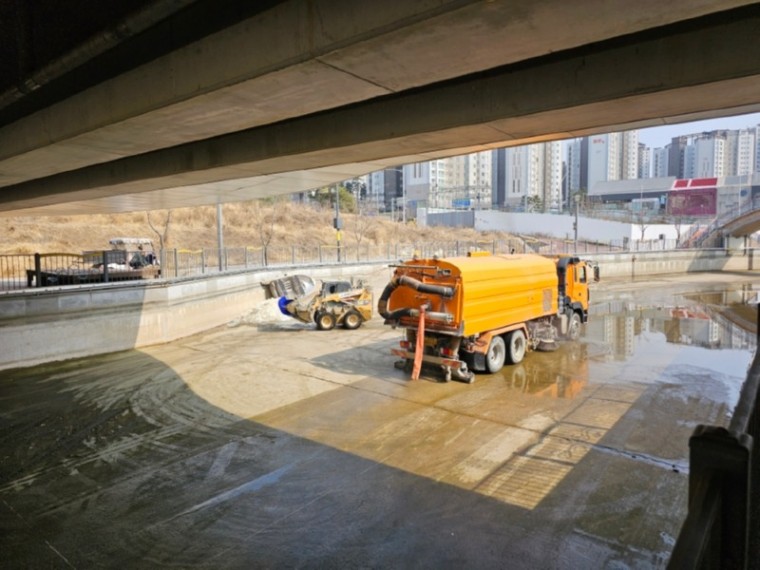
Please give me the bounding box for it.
[726,235,745,252]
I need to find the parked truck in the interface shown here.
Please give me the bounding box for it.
[378,252,599,383]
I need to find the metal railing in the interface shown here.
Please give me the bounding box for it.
[18,251,161,289]
[668,311,759,569]
[0,253,35,290]
[0,238,740,292]
[688,199,760,249]
[2,241,523,291]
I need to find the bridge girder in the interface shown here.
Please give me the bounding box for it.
[1,1,759,215]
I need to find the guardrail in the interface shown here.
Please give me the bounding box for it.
[0,238,737,292]
[668,309,759,569]
[1,241,525,292]
[20,252,160,288]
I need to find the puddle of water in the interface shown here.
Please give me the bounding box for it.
[484,282,756,414]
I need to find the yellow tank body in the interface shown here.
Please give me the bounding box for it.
[386,254,559,337]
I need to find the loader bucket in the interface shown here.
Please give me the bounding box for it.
[261,275,316,300]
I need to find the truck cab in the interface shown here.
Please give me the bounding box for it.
[555,256,599,339]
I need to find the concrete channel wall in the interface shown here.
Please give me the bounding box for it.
[0,264,386,372]
[585,248,759,278]
[1,250,757,371]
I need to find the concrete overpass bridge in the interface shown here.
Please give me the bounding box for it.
[720,206,760,241]
[687,199,760,248]
[1,0,760,216]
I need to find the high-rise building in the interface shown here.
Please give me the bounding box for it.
[576,130,643,192]
[638,142,651,178]
[621,131,639,179]
[466,151,492,195]
[664,127,757,178]
[491,141,561,210]
[583,134,618,193]
[726,128,756,176]
[566,138,582,198]
[404,153,489,209]
[690,134,725,178]
[543,141,562,210]
[667,136,688,178]
[652,147,669,178]
[367,166,403,212]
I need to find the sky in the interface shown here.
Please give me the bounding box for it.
[636,112,760,149]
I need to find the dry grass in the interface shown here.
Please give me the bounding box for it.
[0,199,518,255]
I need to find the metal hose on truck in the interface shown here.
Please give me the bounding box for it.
[377,275,454,322]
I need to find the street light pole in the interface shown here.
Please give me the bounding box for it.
[573,193,580,252]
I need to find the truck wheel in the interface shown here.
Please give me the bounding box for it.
[485,335,506,373]
[315,311,336,331]
[566,312,582,341]
[506,330,526,364]
[342,309,363,330]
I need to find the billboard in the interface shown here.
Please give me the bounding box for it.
[667,187,717,216]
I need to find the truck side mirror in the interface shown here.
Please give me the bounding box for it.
[593,265,600,282]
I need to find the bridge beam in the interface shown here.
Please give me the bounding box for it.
[2,4,760,215]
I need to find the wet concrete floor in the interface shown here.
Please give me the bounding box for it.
[0,269,757,569]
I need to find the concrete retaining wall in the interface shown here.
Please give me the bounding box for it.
[584,248,758,278]
[0,264,387,371]
[473,210,688,242]
[1,251,757,371]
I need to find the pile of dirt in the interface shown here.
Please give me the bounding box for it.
[228,298,294,328]
[0,199,518,255]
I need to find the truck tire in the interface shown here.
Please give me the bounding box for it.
[315,311,336,331]
[485,335,506,373]
[342,309,363,330]
[566,312,582,341]
[506,329,526,364]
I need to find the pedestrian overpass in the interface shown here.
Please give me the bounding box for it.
[687,201,760,248]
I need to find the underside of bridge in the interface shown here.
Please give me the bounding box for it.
[725,210,760,237]
[1,0,759,216]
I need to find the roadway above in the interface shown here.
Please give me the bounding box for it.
[1,1,759,216]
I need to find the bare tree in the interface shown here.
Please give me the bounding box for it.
[526,195,543,213]
[250,201,276,265]
[637,212,649,243]
[672,216,684,246]
[147,210,173,250]
[349,200,377,261]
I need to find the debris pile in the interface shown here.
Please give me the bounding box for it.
[228,298,292,327]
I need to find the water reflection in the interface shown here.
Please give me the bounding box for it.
[501,344,589,399]
[586,284,757,359]
[490,283,758,407]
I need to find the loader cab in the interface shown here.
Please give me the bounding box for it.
[321,281,353,296]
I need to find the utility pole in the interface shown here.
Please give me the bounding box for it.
[334,185,342,262]
[216,202,224,271]
[573,193,580,252]
[402,184,407,223]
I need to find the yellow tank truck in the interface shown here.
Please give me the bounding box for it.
[378,252,599,383]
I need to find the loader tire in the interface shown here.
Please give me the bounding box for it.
[342,309,363,330]
[315,311,336,331]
